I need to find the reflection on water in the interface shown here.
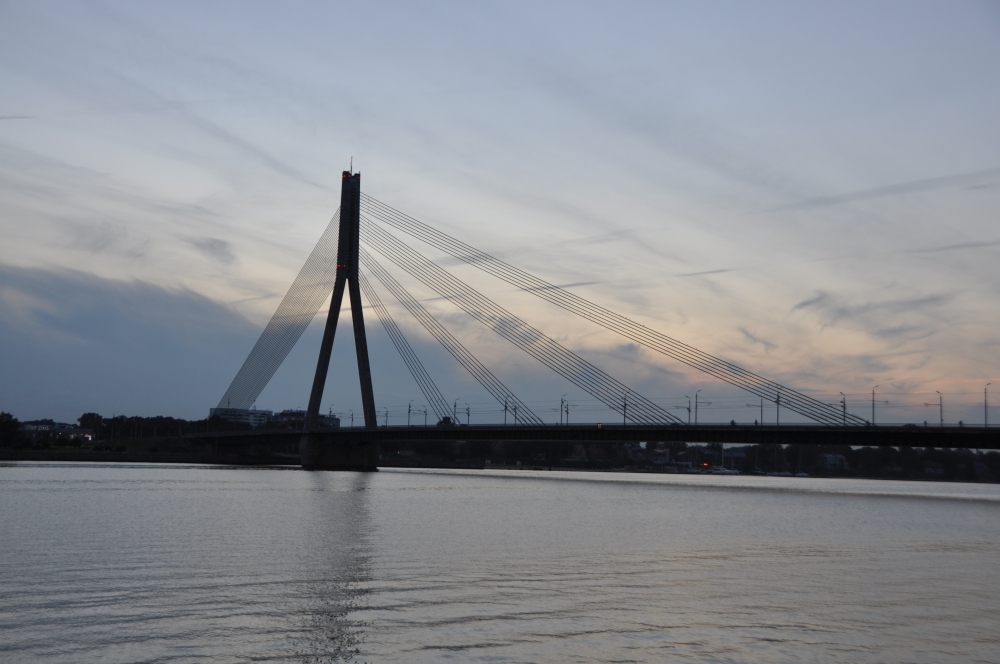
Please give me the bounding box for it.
[2,463,999,663]
[293,472,372,663]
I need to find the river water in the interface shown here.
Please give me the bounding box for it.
[1,462,998,663]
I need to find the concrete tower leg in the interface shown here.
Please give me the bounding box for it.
[300,170,378,470]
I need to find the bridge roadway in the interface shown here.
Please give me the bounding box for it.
[193,423,1000,450]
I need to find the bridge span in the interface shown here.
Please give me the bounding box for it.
[210,173,996,470]
[188,424,1000,470]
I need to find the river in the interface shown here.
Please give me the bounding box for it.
[1,462,998,662]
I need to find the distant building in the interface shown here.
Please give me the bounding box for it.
[817,453,849,470]
[209,408,273,427]
[20,422,92,443]
[648,448,670,465]
[275,409,339,428]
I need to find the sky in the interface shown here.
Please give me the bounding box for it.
[1,1,999,426]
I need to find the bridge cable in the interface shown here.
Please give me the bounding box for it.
[216,210,342,412]
[356,269,452,422]
[360,195,863,426]
[362,223,678,425]
[360,195,830,422]
[362,223,679,425]
[360,248,543,425]
[360,218,683,425]
[368,195,863,423]
[363,227,676,425]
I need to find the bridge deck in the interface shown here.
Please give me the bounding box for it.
[191,424,1000,450]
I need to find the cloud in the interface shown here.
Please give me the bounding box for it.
[522,280,601,292]
[776,167,1000,210]
[675,268,738,278]
[739,327,777,352]
[185,236,236,264]
[792,289,954,342]
[905,240,1000,254]
[0,264,259,421]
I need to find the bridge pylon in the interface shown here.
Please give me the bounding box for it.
[300,170,378,469]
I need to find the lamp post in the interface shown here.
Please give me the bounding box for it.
[684,396,692,425]
[465,403,470,426]
[560,395,566,425]
[453,399,458,423]
[504,398,509,426]
[987,383,992,428]
[872,386,878,425]
[936,390,943,427]
[383,408,388,428]
[839,392,846,426]
[408,400,413,427]
[565,400,570,425]
[623,389,629,426]
[349,409,354,428]
[695,390,701,426]
[422,407,428,426]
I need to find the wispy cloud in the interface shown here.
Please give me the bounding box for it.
[185,237,236,265]
[792,290,954,342]
[775,167,1000,210]
[522,280,601,292]
[675,268,738,278]
[905,240,1000,254]
[739,327,777,352]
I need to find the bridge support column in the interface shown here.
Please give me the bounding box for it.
[300,170,379,469]
[300,432,379,471]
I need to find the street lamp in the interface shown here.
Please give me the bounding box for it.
[408,400,413,427]
[936,390,943,427]
[504,398,509,426]
[453,399,459,423]
[383,408,389,428]
[560,395,566,425]
[465,403,470,426]
[987,383,992,428]
[839,392,846,426]
[623,389,629,426]
[683,396,692,425]
[348,409,354,428]
[695,390,702,426]
[872,386,878,425]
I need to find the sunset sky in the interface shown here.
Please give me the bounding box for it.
[2,1,998,425]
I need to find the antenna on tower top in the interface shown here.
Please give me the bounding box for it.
[350,156,353,174]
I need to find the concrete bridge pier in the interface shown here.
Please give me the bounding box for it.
[299,432,379,471]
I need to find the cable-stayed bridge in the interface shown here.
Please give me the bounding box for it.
[207,172,998,468]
